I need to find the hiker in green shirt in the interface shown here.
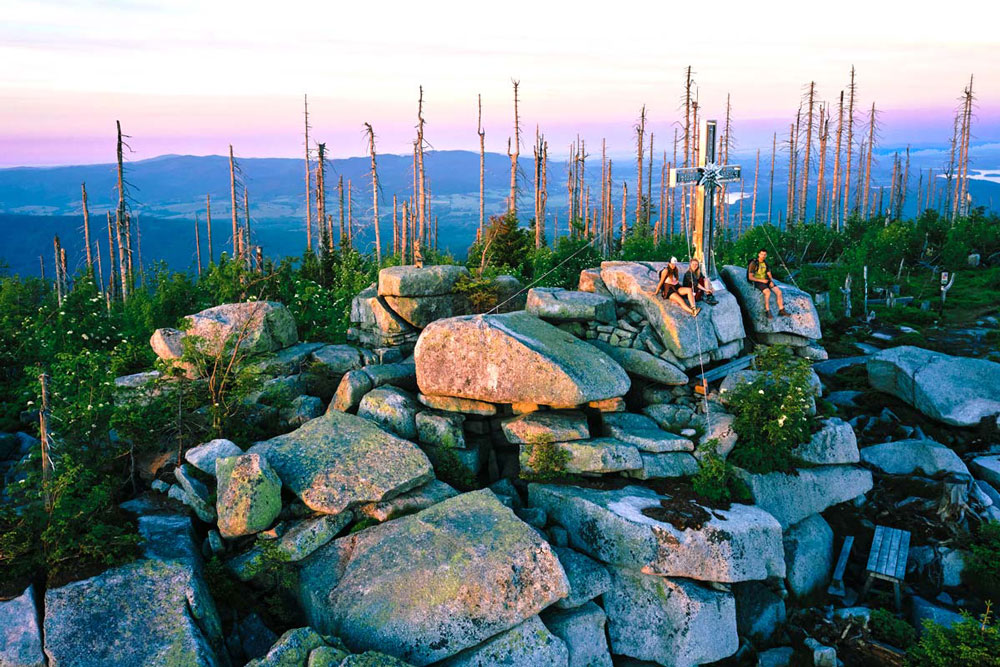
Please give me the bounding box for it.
[747,249,788,319]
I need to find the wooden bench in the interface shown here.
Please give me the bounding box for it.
[859,525,911,610]
[692,354,756,385]
[827,535,854,597]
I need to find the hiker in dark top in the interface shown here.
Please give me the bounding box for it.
[682,258,718,306]
[747,249,788,318]
[651,257,700,316]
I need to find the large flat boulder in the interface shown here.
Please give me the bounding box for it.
[378,265,471,297]
[0,585,45,667]
[588,340,688,385]
[552,547,612,610]
[183,301,298,357]
[526,287,616,323]
[599,262,745,363]
[44,560,223,667]
[783,513,834,598]
[248,411,433,515]
[501,410,590,444]
[383,294,466,329]
[529,484,785,583]
[296,489,569,665]
[603,568,738,666]
[520,438,643,475]
[415,311,630,407]
[867,346,1000,427]
[437,616,568,667]
[737,466,873,529]
[861,439,970,478]
[601,412,694,453]
[720,265,822,340]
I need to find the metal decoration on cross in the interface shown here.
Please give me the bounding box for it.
[669,119,742,278]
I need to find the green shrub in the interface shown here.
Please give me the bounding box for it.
[965,522,1000,602]
[726,346,815,474]
[908,613,1000,666]
[870,608,917,649]
[453,273,501,313]
[691,447,751,504]
[520,438,570,482]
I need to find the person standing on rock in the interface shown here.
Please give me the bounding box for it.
[651,257,701,316]
[682,258,718,306]
[747,249,788,319]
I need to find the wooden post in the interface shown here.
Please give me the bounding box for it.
[53,236,63,305]
[365,123,382,263]
[229,144,239,259]
[304,94,313,252]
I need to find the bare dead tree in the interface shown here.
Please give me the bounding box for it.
[843,66,857,223]
[816,104,829,225]
[206,194,214,264]
[401,200,409,264]
[647,132,654,232]
[635,105,646,225]
[478,94,486,241]
[347,179,354,249]
[786,123,796,224]
[365,122,382,263]
[658,149,666,242]
[768,132,776,223]
[229,144,240,260]
[38,372,52,512]
[53,236,64,305]
[338,175,345,248]
[316,143,327,250]
[417,86,427,247]
[243,188,252,269]
[541,139,549,240]
[116,121,130,300]
[751,148,760,228]
[900,145,911,219]
[392,194,399,255]
[799,82,816,222]
[533,126,543,248]
[862,102,878,218]
[94,237,104,295]
[831,90,844,229]
[106,212,116,301]
[194,213,202,276]
[304,94,313,252]
[81,182,93,275]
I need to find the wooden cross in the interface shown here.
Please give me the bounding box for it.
[669,119,742,277]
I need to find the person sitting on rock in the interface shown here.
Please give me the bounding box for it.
[682,258,718,306]
[651,257,700,316]
[747,249,788,319]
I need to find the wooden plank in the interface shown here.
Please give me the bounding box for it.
[893,531,911,581]
[866,526,885,573]
[883,529,903,578]
[875,528,900,575]
[694,354,755,384]
[832,536,854,581]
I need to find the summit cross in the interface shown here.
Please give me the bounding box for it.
[669,119,742,278]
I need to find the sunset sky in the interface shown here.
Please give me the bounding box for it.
[3,0,998,167]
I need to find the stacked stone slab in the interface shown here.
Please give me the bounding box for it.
[528,483,786,665]
[577,262,746,369]
[720,264,827,359]
[348,265,526,359]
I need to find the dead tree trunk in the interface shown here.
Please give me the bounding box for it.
[658,149,666,242]
[477,94,486,242]
[347,180,354,249]
[53,236,64,305]
[799,82,815,222]
[229,145,240,260]
[365,123,382,263]
[816,105,828,225]
[683,66,693,233]
[401,200,409,264]
[243,188,251,269]
[831,90,844,229]
[751,148,760,228]
[786,123,796,224]
[194,214,202,276]
[768,132,776,223]
[81,182,93,275]
[39,372,52,512]
[95,238,104,295]
[541,139,549,241]
[316,143,327,250]
[621,181,628,246]
[417,86,427,248]
[338,175,345,248]
[206,194,214,264]
[507,80,521,218]
[392,194,399,255]
[863,102,877,218]
[900,145,911,219]
[636,105,646,225]
[106,212,116,301]
[304,94,313,252]
[116,121,129,300]
[843,66,857,223]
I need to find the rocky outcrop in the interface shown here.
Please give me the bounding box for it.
[600,412,694,453]
[529,484,785,583]
[526,287,616,324]
[720,265,822,341]
[0,585,45,667]
[861,439,970,477]
[187,301,297,358]
[296,489,568,665]
[598,261,745,365]
[588,340,688,385]
[415,311,630,407]
[737,466,873,529]
[215,453,283,538]
[867,346,1000,426]
[44,559,224,666]
[603,569,738,666]
[248,411,433,515]
[552,547,612,610]
[378,265,471,297]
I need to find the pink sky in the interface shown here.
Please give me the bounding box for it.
[3,0,998,167]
